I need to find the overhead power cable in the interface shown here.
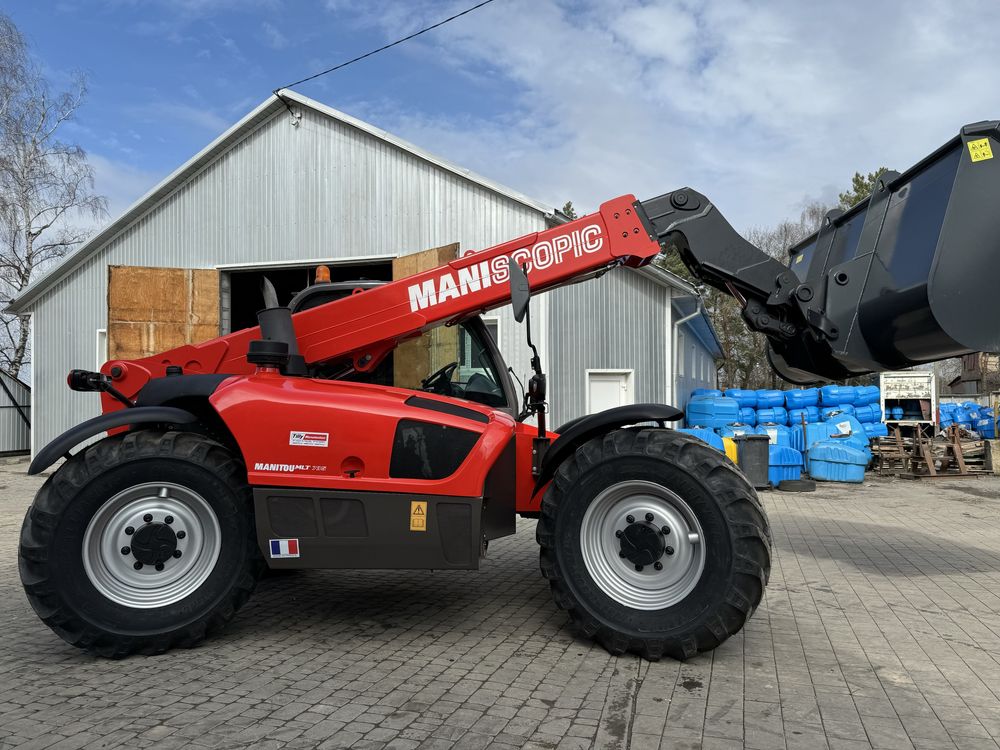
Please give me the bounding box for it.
[275,0,498,92]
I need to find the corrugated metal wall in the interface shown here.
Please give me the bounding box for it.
[547,268,671,428]
[0,372,30,454]
[28,106,546,451]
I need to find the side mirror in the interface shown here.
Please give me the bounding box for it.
[509,258,530,322]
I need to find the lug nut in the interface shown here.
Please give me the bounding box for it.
[173,550,182,558]
[125,526,135,536]
[164,515,174,524]
[176,531,186,539]
[133,561,143,570]
[155,563,164,571]
[666,546,675,555]
[615,530,623,538]
[626,515,635,524]
[654,561,663,571]
[635,564,643,572]
[645,513,654,522]
[661,526,670,535]
[121,546,130,555]
[143,513,153,523]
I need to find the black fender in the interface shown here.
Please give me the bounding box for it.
[532,403,683,496]
[28,406,198,475]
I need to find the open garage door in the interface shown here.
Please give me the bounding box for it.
[108,247,462,386]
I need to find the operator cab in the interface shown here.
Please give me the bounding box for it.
[417,319,509,408]
[280,271,517,412]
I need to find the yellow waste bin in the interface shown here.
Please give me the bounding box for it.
[722,436,739,464]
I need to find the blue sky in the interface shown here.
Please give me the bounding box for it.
[8,0,1000,233]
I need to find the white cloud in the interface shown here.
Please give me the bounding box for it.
[86,154,164,227]
[219,35,245,62]
[125,101,230,134]
[261,21,288,50]
[333,0,1000,231]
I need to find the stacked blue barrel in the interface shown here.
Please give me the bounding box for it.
[683,384,886,485]
[940,401,996,438]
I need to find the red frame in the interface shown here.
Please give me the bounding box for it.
[95,195,662,512]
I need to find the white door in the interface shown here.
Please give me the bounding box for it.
[587,370,634,414]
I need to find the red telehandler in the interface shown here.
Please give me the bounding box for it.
[19,122,1000,659]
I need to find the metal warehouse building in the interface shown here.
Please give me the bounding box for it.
[6,89,721,455]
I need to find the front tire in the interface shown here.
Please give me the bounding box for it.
[19,430,264,657]
[537,428,771,660]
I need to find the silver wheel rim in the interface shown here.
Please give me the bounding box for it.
[580,480,706,610]
[82,482,221,609]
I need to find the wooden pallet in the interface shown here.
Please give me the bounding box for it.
[873,425,988,478]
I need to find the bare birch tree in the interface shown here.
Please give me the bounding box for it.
[0,13,106,378]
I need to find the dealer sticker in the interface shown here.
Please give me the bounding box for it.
[290,431,329,447]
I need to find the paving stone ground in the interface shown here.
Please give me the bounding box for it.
[1,455,999,749]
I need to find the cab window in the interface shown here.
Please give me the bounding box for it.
[320,318,508,408]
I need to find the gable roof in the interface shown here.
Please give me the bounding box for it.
[6,89,559,314]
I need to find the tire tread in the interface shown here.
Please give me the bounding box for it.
[19,429,264,658]
[536,428,771,660]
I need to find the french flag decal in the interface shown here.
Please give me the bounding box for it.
[269,539,300,558]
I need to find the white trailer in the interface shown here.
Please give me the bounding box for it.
[880,371,937,432]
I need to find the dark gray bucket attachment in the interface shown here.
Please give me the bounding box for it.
[774,121,1000,380]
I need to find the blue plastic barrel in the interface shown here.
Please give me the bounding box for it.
[808,441,867,482]
[739,407,758,426]
[718,423,754,438]
[854,385,880,406]
[853,405,879,423]
[788,406,821,425]
[768,445,803,486]
[676,427,726,451]
[820,385,856,406]
[976,418,996,439]
[789,424,805,452]
[785,388,819,409]
[725,389,758,408]
[890,406,904,420]
[755,423,791,446]
[805,415,868,452]
[691,388,723,398]
[686,396,740,429]
[821,404,856,420]
[755,389,785,408]
[756,406,788,425]
[863,422,889,438]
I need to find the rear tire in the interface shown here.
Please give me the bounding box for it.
[19,430,264,657]
[537,428,771,660]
